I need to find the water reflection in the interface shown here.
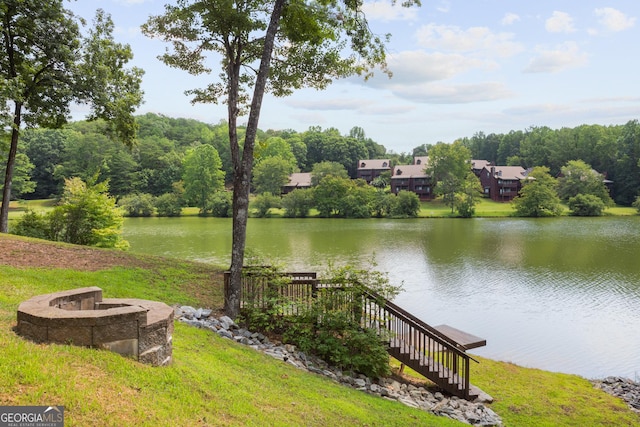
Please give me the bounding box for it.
[123,216,640,379]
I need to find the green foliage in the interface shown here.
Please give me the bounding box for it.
[513,167,563,217]
[558,160,613,206]
[310,160,349,186]
[425,141,472,212]
[118,193,155,217]
[454,173,483,218]
[391,190,420,218]
[567,193,607,216]
[154,192,183,217]
[281,188,314,217]
[13,177,127,249]
[242,263,400,379]
[0,153,36,198]
[633,196,640,214]
[183,144,225,214]
[10,209,49,239]
[252,192,282,217]
[252,156,294,195]
[208,191,233,217]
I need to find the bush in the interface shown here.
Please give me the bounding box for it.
[243,264,401,379]
[633,196,640,214]
[391,190,420,218]
[252,192,281,217]
[209,191,233,217]
[119,193,155,217]
[155,193,183,217]
[282,189,314,218]
[568,193,606,216]
[11,209,50,239]
[13,177,128,249]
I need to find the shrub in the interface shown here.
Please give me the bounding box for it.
[209,191,233,217]
[391,190,420,218]
[155,193,183,217]
[252,192,281,217]
[119,193,155,217]
[11,209,50,239]
[633,196,640,214]
[281,189,313,218]
[242,264,401,379]
[568,193,606,216]
[13,177,127,249]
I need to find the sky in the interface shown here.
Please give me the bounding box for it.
[67,0,640,153]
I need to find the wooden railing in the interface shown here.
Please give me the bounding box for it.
[224,269,478,399]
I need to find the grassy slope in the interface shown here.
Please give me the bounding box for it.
[0,235,638,426]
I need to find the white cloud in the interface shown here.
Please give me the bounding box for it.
[382,51,496,84]
[546,11,576,33]
[594,7,636,32]
[415,24,524,58]
[523,41,588,73]
[287,98,364,111]
[502,13,520,26]
[389,81,514,104]
[362,1,419,22]
[436,0,451,13]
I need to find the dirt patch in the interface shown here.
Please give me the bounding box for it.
[0,234,155,271]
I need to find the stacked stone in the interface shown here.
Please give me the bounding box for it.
[592,377,640,414]
[175,306,503,426]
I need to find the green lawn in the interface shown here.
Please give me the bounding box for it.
[0,235,638,426]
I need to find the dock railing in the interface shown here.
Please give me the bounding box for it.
[224,268,478,399]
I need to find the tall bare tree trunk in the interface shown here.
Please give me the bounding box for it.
[224,0,287,319]
[0,102,22,233]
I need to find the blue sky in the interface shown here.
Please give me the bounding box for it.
[67,0,640,153]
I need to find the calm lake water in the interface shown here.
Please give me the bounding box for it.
[122,216,640,380]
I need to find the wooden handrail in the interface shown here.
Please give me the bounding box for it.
[228,268,478,399]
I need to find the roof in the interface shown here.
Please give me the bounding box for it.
[391,164,429,179]
[471,160,491,170]
[413,156,429,166]
[284,172,312,188]
[483,166,528,181]
[358,159,391,170]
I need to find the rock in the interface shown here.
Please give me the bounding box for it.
[174,307,504,426]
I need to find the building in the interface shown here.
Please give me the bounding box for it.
[282,172,312,194]
[479,166,529,202]
[356,159,391,183]
[471,160,491,176]
[390,164,434,200]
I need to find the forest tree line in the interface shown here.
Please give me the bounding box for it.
[2,113,640,207]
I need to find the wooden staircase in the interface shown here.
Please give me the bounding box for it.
[228,269,486,400]
[360,288,484,400]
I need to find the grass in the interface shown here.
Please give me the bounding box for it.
[8,198,639,220]
[0,236,638,426]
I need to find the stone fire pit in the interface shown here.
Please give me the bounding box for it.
[16,287,173,366]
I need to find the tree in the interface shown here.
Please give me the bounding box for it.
[182,144,225,214]
[0,152,35,199]
[119,193,156,217]
[310,161,349,186]
[252,156,294,195]
[513,166,563,217]
[455,173,482,218]
[557,160,613,206]
[22,128,68,198]
[1,5,143,232]
[255,136,297,169]
[143,0,416,317]
[14,176,128,248]
[425,141,472,213]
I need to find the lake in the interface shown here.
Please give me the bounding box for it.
[122,216,640,380]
